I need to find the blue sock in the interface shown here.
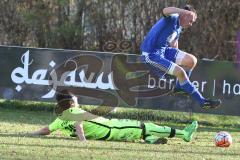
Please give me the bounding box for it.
[175,79,181,90]
[186,70,192,78]
[175,70,192,90]
[180,79,205,105]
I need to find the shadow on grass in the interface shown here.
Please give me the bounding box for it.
[1,139,240,157]
[0,132,76,141]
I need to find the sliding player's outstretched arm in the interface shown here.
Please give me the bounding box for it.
[30,126,51,136]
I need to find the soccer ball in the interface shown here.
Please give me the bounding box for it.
[215,131,232,147]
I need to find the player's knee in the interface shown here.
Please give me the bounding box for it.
[185,54,197,69]
[177,51,197,69]
[190,55,198,68]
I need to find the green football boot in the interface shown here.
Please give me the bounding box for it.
[183,121,198,142]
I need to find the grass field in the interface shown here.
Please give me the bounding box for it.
[0,100,240,160]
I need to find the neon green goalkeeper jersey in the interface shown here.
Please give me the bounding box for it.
[49,107,143,142]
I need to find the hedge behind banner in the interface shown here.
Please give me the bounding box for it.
[1,45,240,115]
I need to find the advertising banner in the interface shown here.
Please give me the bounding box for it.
[0,45,239,115]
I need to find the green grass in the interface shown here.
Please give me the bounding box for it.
[0,100,240,160]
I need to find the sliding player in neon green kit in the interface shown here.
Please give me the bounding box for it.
[31,90,198,144]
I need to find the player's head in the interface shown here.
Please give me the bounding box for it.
[180,4,197,28]
[55,90,78,115]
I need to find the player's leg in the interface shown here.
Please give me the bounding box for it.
[145,121,198,142]
[144,121,198,142]
[171,63,206,105]
[142,49,205,106]
[103,119,143,142]
[159,49,206,106]
[164,48,221,109]
[175,50,197,76]
[172,50,197,91]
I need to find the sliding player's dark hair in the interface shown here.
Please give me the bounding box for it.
[56,89,74,102]
[184,4,196,14]
[55,90,75,115]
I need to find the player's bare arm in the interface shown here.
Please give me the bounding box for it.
[75,122,87,142]
[163,7,194,17]
[30,126,51,136]
[163,7,197,26]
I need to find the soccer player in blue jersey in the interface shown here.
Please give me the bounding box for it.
[140,5,221,109]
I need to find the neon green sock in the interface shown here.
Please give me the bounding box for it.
[145,123,173,138]
[174,129,185,139]
[144,122,186,140]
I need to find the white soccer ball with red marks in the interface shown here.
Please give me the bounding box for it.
[215,131,232,147]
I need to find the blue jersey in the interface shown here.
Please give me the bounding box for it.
[141,14,182,53]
